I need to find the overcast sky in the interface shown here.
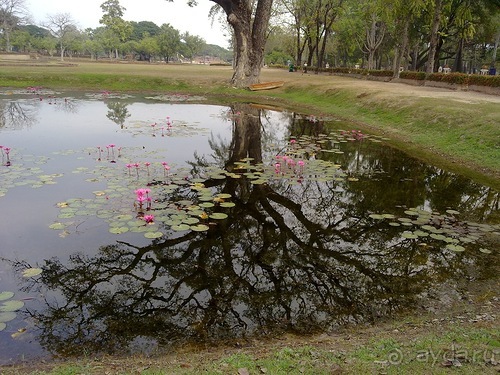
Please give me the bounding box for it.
[27,0,229,47]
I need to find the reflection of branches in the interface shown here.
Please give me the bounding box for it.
[0,101,38,129]
[52,98,80,114]
[18,103,499,358]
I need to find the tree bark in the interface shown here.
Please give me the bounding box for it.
[211,0,273,87]
[426,0,443,74]
[393,19,409,78]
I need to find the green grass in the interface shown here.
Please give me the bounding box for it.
[6,324,497,374]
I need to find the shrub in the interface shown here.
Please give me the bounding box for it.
[468,74,500,87]
[400,71,426,80]
[367,69,393,77]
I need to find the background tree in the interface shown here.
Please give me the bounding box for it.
[137,34,159,61]
[99,0,132,58]
[130,20,160,41]
[157,23,181,62]
[0,0,30,51]
[44,13,78,61]
[181,31,205,62]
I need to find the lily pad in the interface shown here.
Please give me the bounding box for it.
[190,224,210,232]
[0,312,16,323]
[22,268,43,278]
[172,224,190,232]
[479,248,492,254]
[369,214,384,220]
[0,300,24,312]
[144,231,164,239]
[199,202,215,208]
[220,202,236,208]
[49,222,66,230]
[402,232,418,239]
[0,292,14,301]
[109,227,129,234]
[210,213,228,220]
[446,244,465,252]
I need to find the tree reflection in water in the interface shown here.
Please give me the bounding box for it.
[106,101,131,129]
[21,104,498,357]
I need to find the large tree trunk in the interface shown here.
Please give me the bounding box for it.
[212,0,273,87]
[426,0,443,74]
[453,37,464,73]
[364,13,385,71]
[393,19,409,78]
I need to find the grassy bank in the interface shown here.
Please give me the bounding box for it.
[0,61,499,188]
[3,297,499,374]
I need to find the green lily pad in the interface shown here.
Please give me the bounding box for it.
[144,231,163,239]
[191,224,210,232]
[199,202,215,208]
[479,248,492,254]
[172,224,190,232]
[0,292,14,301]
[398,218,412,223]
[369,214,384,220]
[430,234,447,241]
[115,214,134,221]
[219,202,236,208]
[0,312,16,323]
[183,218,200,225]
[22,268,43,278]
[446,244,466,252]
[216,193,232,199]
[0,300,24,312]
[402,232,418,239]
[210,213,228,220]
[109,227,129,234]
[250,179,267,185]
[446,209,460,215]
[49,223,66,230]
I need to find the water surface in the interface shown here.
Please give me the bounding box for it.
[0,89,498,364]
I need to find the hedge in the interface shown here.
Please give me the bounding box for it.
[267,65,499,87]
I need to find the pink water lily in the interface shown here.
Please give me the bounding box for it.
[143,214,154,223]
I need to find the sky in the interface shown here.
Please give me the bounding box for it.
[26,0,229,47]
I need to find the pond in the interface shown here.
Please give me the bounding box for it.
[0,88,498,365]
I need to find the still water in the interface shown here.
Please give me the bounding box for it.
[0,89,498,364]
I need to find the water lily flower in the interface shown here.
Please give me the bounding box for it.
[143,215,154,224]
[297,160,305,174]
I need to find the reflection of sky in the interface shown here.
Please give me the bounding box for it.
[0,100,233,263]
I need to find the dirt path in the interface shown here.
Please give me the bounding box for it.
[258,67,500,104]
